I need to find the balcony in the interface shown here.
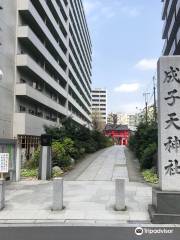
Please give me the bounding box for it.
[13,113,58,137]
[68,64,91,103]
[176,0,180,21]
[69,46,90,93]
[50,0,68,29]
[17,0,67,57]
[15,83,67,116]
[68,79,91,112]
[169,39,176,55]
[17,0,67,48]
[162,39,168,55]
[16,54,67,99]
[68,111,90,126]
[167,13,176,40]
[162,0,177,39]
[68,95,91,122]
[162,0,169,20]
[17,26,67,79]
[70,1,91,59]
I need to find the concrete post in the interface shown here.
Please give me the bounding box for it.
[0,179,5,210]
[115,178,126,211]
[39,146,52,180]
[53,178,63,211]
[41,146,48,180]
[16,144,21,182]
[38,134,52,180]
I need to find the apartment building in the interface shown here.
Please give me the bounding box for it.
[91,88,107,124]
[0,0,92,141]
[0,0,17,139]
[162,0,180,55]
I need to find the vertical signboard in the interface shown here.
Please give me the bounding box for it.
[158,56,180,191]
[0,153,9,173]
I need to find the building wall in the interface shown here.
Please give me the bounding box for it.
[0,0,17,138]
[1,0,92,139]
[91,88,107,124]
[162,0,180,55]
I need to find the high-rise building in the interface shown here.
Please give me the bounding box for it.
[162,0,180,55]
[91,88,107,124]
[0,0,92,142]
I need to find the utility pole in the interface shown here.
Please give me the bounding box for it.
[153,76,157,123]
[143,92,150,124]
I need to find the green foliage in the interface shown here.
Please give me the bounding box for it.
[142,169,159,184]
[140,143,157,169]
[24,147,40,169]
[23,118,113,172]
[128,122,157,170]
[21,169,38,177]
[45,117,112,157]
[52,138,75,168]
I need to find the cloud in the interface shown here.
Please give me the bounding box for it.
[82,0,142,22]
[114,83,140,93]
[135,58,157,71]
[83,0,101,16]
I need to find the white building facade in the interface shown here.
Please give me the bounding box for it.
[91,88,107,124]
[162,0,180,55]
[0,0,92,141]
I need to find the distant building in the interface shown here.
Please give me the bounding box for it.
[91,88,107,124]
[107,112,137,130]
[104,124,130,146]
[162,0,180,55]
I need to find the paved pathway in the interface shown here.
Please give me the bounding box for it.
[65,146,128,181]
[0,146,152,225]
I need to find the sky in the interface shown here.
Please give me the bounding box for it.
[82,0,163,114]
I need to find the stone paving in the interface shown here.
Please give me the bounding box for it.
[0,146,152,224]
[76,146,128,181]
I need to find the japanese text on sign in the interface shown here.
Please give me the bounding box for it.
[163,66,180,176]
[0,153,9,173]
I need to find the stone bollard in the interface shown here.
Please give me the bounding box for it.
[52,178,63,211]
[0,179,5,210]
[115,178,126,211]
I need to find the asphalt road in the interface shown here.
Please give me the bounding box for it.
[0,226,179,240]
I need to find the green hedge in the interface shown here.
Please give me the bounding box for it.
[27,117,113,170]
[128,122,157,170]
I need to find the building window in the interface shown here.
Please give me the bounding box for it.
[20,78,26,83]
[29,109,35,115]
[20,105,26,113]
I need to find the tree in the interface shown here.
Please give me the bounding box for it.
[108,113,117,125]
[112,114,118,125]
[91,110,105,131]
